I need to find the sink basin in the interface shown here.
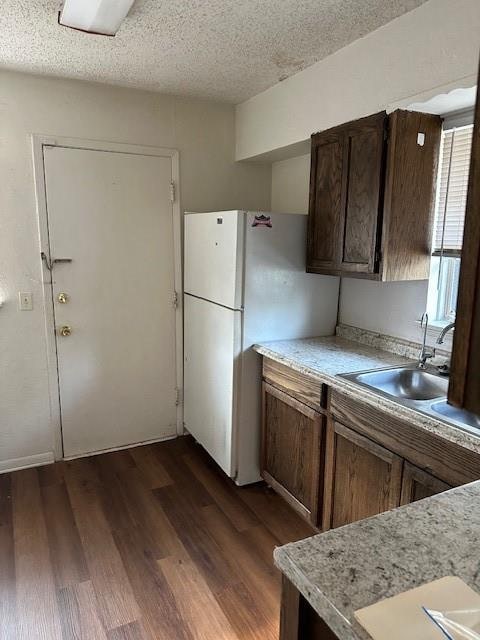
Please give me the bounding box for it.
[430,400,480,430]
[353,367,449,401]
[340,365,480,436]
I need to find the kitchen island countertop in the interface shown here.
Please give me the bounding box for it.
[274,481,480,640]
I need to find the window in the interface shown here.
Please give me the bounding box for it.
[426,122,474,326]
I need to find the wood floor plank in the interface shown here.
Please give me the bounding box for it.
[98,463,187,561]
[92,462,142,537]
[183,450,260,532]
[159,555,238,640]
[38,461,65,488]
[0,473,13,526]
[41,482,89,588]
[153,483,237,594]
[94,450,136,476]
[129,445,173,489]
[242,522,283,573]
[65,468,140,631]
[153,440,214,509]
[107,621,148,640]
[57,580,108,640]
[215,583,279,640]
[202,503,280,621]
[12,468,63,640]
[112,523,192,640]
[235,483,314,544]
[0,474,16,640]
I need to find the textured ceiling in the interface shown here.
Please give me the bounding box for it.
[0,0,429,103]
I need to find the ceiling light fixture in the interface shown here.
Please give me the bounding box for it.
[58,0,135,36]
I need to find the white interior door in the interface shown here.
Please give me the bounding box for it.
[43,145,178,457]
[184,294,242,477]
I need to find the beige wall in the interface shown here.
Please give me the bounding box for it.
[271,154,310,214]
[270,154,438,345]
[236,0,480,160]
[0,70,271,469]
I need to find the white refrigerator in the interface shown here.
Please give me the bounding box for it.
[184,210,339,485]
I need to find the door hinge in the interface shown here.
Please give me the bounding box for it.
[173,291,179,308]
[175,387,182,406]
[170,181,175,203]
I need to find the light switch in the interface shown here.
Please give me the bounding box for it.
[19,292,33,310]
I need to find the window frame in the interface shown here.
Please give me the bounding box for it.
[425,112,474,332]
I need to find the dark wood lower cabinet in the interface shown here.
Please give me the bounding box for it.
[322,420,403,530]
[260,358,479,536]
[280,576,339,640]
[400,461,451,505]
[261,382,324,526]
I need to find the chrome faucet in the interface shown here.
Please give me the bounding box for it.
[435,322,455,375]
[418,312,436,369]
[436,322,455,345]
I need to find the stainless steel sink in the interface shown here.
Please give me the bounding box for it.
[340,364,480,437]
[430,400,480,430]
[353,367,449,401]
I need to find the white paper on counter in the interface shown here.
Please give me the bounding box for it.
[354,576,480,640]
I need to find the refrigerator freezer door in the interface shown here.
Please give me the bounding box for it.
[184,294,242,478]
[184,211,245,310]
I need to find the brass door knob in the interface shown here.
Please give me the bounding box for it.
[59,325,72,337]
[58,292,69,304]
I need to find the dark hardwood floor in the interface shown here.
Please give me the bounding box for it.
[0,436,314,639]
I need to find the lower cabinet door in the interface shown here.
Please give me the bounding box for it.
[261,382,324,525]
[400,461,452,505]
[323,420,403,529]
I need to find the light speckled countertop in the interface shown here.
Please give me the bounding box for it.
[253,336,480,454]
[274,481,480,640]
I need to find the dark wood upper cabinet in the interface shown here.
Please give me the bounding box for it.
[449,70,480,414]
[307,127,345,272]
[307,110,442,280]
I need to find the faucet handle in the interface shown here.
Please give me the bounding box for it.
[420,312,429,330]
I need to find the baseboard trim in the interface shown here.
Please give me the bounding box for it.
[0,452,55,474]
[0,434,179,473]
[62,433,178,461]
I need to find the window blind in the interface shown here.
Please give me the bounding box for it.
[433,124,474,256]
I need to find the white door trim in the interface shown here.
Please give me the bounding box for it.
[31,135,184,460]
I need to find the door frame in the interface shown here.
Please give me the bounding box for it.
[31,135,184,460]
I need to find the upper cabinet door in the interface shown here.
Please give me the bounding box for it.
[381,110,442,281]
[307,130,344,272]
[307,112,386,276]
[340,113,386,274]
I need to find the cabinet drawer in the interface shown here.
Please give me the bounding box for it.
[263,357,327,411]
[330,390,480,487]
